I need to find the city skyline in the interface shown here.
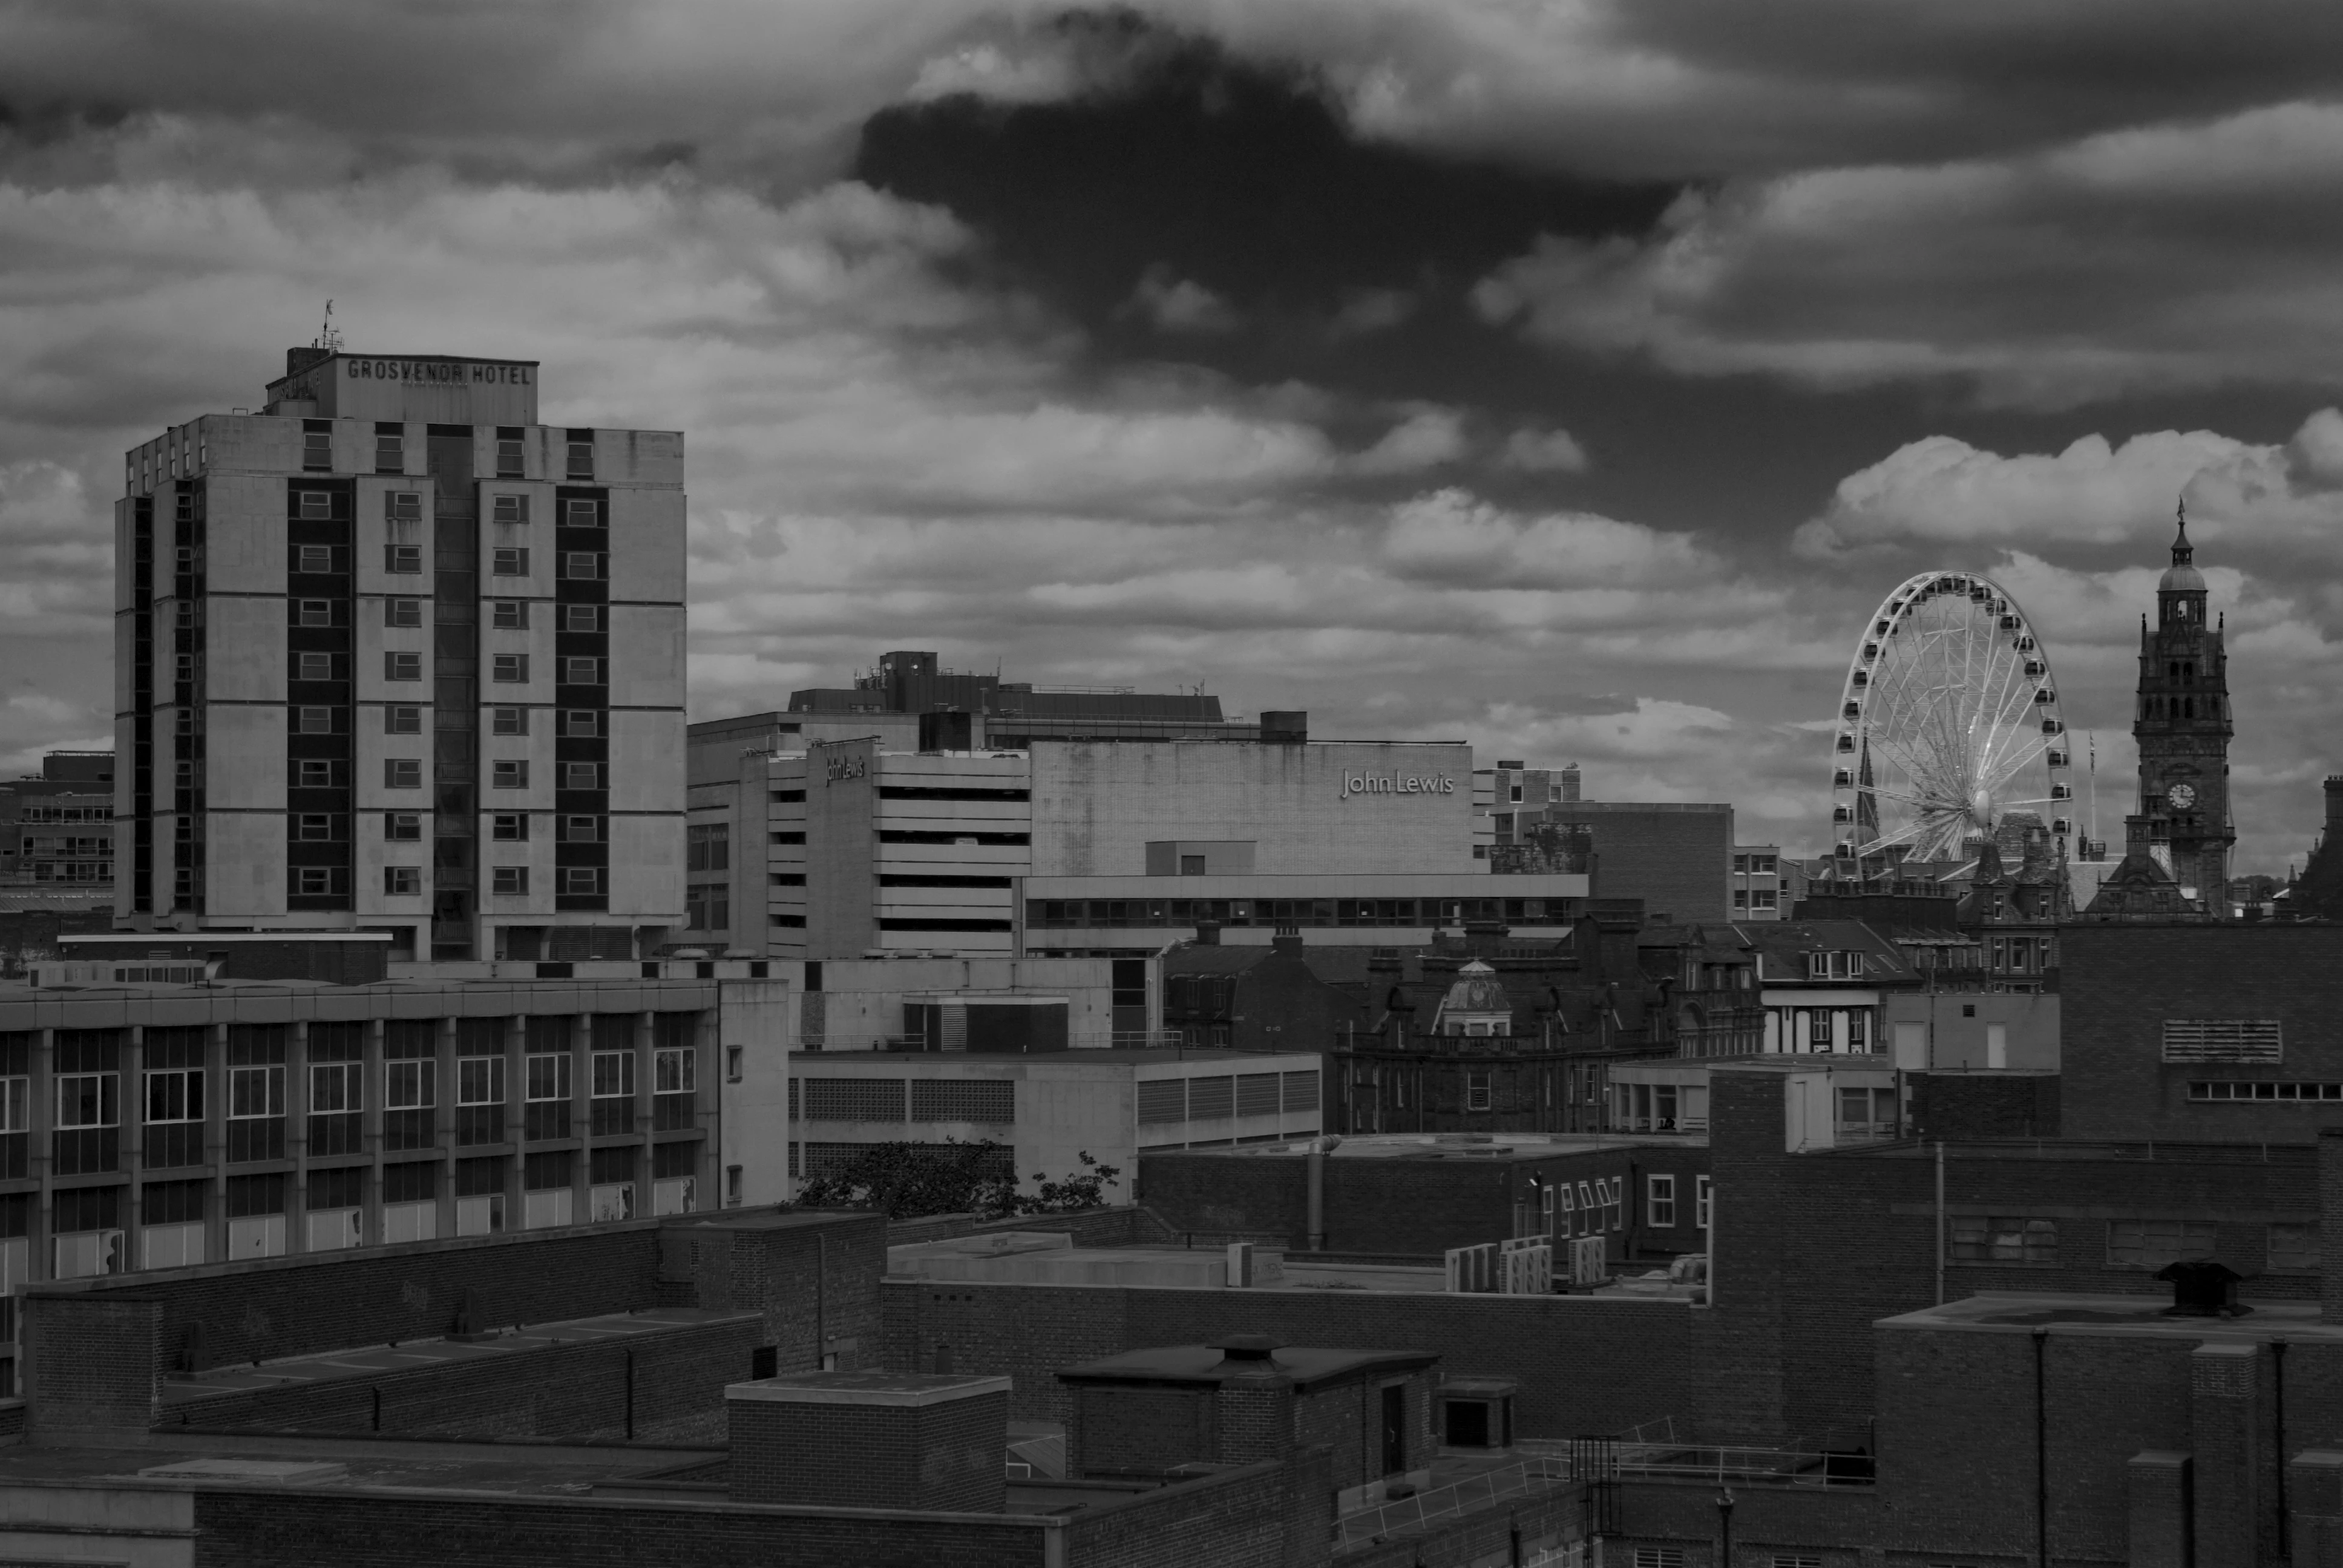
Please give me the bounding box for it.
[6,5,2343,872]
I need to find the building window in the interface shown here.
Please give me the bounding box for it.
[563,762,601,791]
[295,706,334,734]
[1696,1175,1711,1229]
[1466,1071,1490,1112]
[492,600,527,630]
[2107,1218,2217,1270]
[301,427,332,471]
[1846,1011,1869,1051]
[385,652,422,682]
[375,428,403,472]
[1648,1174,1677,1227]
[726,1166,742,1206]
[563,604,601,633]
[1950,1215,2058,1264]
[385,759,422,789]
[592,1050,635,1102]
[726,1045,744,1083]
[386,705,422,734]
[562,710,600,737]
[560,815,602,843]
[294,759,338,788]
[384,866,421,895]
[2269,1222,2320,1272]
[566,437,594,479]
[384,811,421,840]
[385,1058,436,1111]
[563,867,605,897]
[1752,890,1778,910]
[56,1070,119,1131]
[527,1053,571,1103]
[295,544,334,574]
[385,543,422,573]
[491,814,527,841]
[560,552,602,580]
[292,866,345,896]
[228,1062,285,1122]
[297,652,335,681]
[562,657,603,685]
[145,1066,203,1126]
[296,598,333,627]
[1807,1011,1833,1050]
[686,823,729,872]
[686,884,730,930]
[1733,890,1749,908]
[311,1059,361,1116]
[457,1056,506,1112]
[492,547,529,577]
[295,814,339,841]
[496,435,525,478]
[491,707,526,736]
[655,1047,696,1094]
[492,494,529,524]
[492,654,529,683]
[492,760,528,789]
[2189,1081,2343,1102]
[491,866,528,896]
[386,598,423,629]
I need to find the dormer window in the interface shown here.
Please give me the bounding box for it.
[1806,950,1866,980]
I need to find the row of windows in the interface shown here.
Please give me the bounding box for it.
[292,865,607,898]
[1949,1215,2319,1270]
[299,544,608,579]
[1028,897,1576,929]
[289,708,605,737]
[299,759,605,790]
[39,1048,696,1130]
[295,652,606,685]
[297,599,605,633]
[18,806,108,823]
[347,812,605,842]
[308,490,598,526]
[2189,1080,2336,1102]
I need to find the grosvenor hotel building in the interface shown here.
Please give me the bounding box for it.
[114,347,687,961]
[686,729,1594,958]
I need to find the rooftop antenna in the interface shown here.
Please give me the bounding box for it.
[313,299,343,354]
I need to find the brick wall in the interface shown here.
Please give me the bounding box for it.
[1909,1071,2062,1139]
[2063,923,2343,1142]
[689,1212,890,1371]
[1139,1145,1711,1263]
[1058,1451,1329,1568]
[189,1489,1049,1568]
[51,1215,698,1373]
[24,1290,160,1439]
[163,1314,761,1445]
[729,1387,1008,1512]
[886,1278,1723,1440]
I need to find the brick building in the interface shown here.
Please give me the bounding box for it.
[1138,1132,1709,1264]
[2061,921,2343,1140]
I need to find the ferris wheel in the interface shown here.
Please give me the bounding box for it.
[1830,572,2073,866]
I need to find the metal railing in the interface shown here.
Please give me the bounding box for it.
[1520,1427,1872,1489]
[1334,1457,1575,1549]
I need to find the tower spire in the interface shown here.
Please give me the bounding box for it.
[2172,496,2192,567]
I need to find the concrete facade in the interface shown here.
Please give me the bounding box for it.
[116,349,686,961]
[764,1049,1323,1206]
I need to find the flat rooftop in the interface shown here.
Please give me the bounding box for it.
[1883,1293,2343,1341]
[0,1432,721,1498]
[162,1307,757,1414]
[1162,1132,1704,1161]
[809,1048,1317,1065]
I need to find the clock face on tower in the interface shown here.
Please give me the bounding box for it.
[2167,783,2198,810]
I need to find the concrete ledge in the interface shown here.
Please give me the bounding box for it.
[726,1372,1011,1408]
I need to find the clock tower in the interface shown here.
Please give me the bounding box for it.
[2130,506,2235,904]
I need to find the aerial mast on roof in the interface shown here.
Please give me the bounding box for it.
[313,299,343,354]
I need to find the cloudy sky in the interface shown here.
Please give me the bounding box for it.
[5,1,2343,871]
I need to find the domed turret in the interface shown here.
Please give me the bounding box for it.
[1435,959,1514,1037]
[2160,505,2206,593]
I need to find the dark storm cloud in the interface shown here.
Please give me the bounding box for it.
[853,12,1683,381]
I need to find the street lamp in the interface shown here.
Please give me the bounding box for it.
[1716,1486,1737,1568]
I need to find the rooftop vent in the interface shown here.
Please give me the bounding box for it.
[2155,1258,2250,1318]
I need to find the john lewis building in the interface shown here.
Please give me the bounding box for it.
[687,734,1592,958]
[116,347,686,961]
